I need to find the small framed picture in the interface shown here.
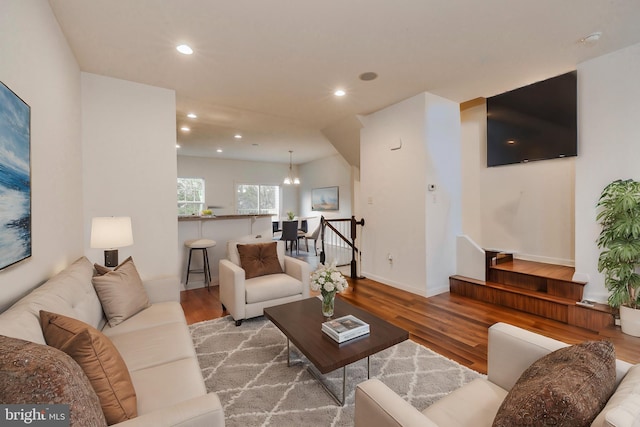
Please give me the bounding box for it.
[312,186,339,211]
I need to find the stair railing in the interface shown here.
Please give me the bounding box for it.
[319,215,365,279]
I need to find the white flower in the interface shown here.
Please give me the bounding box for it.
[310,264,348,295]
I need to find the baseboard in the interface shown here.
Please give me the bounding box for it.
[426,284,450,297]
[513,253,575,267]
[361,271,428,297]
[181,278,219,291]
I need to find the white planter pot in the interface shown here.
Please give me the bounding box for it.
[620,305,640,337]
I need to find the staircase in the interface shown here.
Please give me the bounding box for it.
[450,251,615,332]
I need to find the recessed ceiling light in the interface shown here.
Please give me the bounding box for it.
[334,89,346,97]
[176,144,181,148]
[180,126,190,132]
[507,140,516,144]
[359,72,378,81]
[187,113,197,119]
[216,148,223,153]
[234,134,242,139]
[176,44,193,55]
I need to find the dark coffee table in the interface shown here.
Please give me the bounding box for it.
[264,297,408,405]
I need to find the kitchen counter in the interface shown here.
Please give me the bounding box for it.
[178,214,272,221]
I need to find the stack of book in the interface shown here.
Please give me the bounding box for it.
[322,315,370,343]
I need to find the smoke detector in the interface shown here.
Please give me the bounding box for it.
[580,32,602,44]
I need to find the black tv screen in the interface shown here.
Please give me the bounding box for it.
[486,71,577,167]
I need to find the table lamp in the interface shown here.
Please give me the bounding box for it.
[90,216,134,267]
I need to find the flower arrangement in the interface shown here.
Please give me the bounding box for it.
[287,211,295,220]
[310,263,348,317]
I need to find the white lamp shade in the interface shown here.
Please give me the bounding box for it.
[90,217,134,249]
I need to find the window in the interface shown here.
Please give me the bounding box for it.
[236,184,280,215]
[177,178,205,215]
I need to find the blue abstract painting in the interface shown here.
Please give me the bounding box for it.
[0,81,31,270]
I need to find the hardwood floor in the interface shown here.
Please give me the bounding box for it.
[181,277,640,375]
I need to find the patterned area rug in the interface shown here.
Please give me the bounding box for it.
[190,316,482,427]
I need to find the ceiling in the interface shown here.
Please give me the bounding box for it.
[48,0,640,165]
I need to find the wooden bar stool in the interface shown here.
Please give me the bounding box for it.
[184,238,216,291]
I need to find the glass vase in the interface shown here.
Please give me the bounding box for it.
[322,291,336,317]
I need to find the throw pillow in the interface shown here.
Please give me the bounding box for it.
[94,255,138,276]
[92,256,150,327]
[94,263,111,276]
[493,340,616,427]
[0,334,107,427]
[237,242,284,279]
[40,310,137,425]
[593,364,640,426]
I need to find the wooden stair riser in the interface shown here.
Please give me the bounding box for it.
[450,277,568,323]
[548,279,584,301]
[488,269,546,292]
[488,269,584,301]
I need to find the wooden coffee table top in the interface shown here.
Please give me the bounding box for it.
[264,297,409,374]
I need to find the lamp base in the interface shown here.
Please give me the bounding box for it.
[104,249,119,267]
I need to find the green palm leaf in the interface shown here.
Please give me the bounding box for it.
[597,179,640,309]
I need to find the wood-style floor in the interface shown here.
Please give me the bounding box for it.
[181,277,640,375]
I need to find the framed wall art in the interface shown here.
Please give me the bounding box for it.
[0,81,31,270]
[311,186,339,211]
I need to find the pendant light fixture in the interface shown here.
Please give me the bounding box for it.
[284,150,300,185]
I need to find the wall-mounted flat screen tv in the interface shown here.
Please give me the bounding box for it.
[486,71,577,167]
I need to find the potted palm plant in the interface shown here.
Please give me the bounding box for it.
[596,179,640,336]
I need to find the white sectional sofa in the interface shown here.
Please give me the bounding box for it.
[355,322,638,427]
[0,256,224,426]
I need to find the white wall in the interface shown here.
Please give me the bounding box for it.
[0,1,83,311]
[177,155,300,216]
[81,73,179,280]
[360,93,461,296]
[461,103,576,266]
[425,93,462,295]
[575,42,640,302]
[298,154,353,220]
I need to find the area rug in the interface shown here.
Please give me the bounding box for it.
[189,316,482,427]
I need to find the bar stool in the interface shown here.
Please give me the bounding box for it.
[184,238,216,291]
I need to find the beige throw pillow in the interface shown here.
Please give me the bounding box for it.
[92,257,149,327]
[40,310,137,425]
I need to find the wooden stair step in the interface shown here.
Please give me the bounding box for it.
[451,275,576,306]
[478,278,576,305]
[488,259,585,300]
[490,259,585,284]
[450,275,615,332]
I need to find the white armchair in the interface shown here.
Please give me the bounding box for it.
[219,240,311,326]
[354,323,634,427]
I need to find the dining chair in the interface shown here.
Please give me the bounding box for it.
[280,221,299,254]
